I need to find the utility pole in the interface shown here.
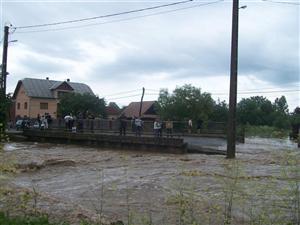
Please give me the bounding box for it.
[1,26,9,96]
[139,87,145,117]
[0,25,9,134]
[227,0,239,159]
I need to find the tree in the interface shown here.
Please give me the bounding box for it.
[237,95,291,129]
[237,96,274,126]
[272,96,290,129]
[156,84,215,122]
[274,96,289,114]
[211,100,229,122]
[57,93,106,118]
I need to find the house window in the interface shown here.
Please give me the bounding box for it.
[40,102,48,110]
[24,102,28,109]
[17,103,20,109]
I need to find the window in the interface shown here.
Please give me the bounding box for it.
[17,103,20,109]
[24,102,28,109]
[40,102,48,110]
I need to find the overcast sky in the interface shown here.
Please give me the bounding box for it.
[1,0,299,110]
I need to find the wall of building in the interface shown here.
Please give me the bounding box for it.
[14,84,59,119]
[15,84,30,118]
[29,98,59,119]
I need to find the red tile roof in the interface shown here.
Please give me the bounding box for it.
[122,101,157,118]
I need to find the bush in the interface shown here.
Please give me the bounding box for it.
[245,125,289,138]
[0,212,59,225]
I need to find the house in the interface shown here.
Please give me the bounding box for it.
[121,101,158,120]
[105,102,121,120]
[13,77,94,119]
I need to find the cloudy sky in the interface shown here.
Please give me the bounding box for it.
[1,0,299,110]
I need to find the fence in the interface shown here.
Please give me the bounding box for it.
[46,118,227,136]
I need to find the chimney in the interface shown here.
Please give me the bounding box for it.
[67,78,70,82]
[46,77,49,80]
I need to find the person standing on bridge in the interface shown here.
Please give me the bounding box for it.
[188,119,193,134]
[119,114,127,136]
[135,117,143,137]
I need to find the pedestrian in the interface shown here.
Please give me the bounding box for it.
[153,119,161,137]
[37,114,41,127]
[45,113,52,128]
[188,119,193,134]
[197,118,203,134]
[119,114,127,136]
[165,119,173,138]
[131,116,136,133]
[77,112,84,132]
[41,115,48,130]
[64,114,71,130]
[135,117,143,136]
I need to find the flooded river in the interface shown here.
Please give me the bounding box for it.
[2,137,299,225]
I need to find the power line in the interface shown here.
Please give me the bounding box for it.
[14,0,224,34]
[261,0,300,5]
[211,89,299,95]
[14,0,193,29]
[106,94,142,101]
[102,89,141,97]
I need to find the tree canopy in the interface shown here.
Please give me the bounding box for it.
[156,84,215,122]
[57,93,106,118]
[237,95,290,129]
[155,84,295,130]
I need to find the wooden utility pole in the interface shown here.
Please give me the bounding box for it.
[0,25,9,133]
[1,26,9,96]
[139,87,145,117]
[227,0,239,159]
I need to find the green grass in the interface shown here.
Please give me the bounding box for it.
[245,125,289,138]
[0,212,69,225]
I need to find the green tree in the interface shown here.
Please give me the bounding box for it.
[211,100,229,122]
[274,96,289,114]
[237,96,274,126]
[156,84,215,122]
[272,96,290,129]
[57,93,106,118]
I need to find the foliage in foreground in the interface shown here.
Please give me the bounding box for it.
[0,212,63,225]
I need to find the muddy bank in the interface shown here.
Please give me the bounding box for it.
[2,138,299,224]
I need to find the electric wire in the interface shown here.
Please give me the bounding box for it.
[106,94,142,101]
[261,0,300,5]
[102,89,141,97]
[14,0,224,34]
[211,89,299,95]
[103,89,299,102]
[14,0,193,29]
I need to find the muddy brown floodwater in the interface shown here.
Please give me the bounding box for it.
[2,137,299,225]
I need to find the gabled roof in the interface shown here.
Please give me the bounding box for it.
[50,81,74,91]
[122,101,157,118]
[13,78,94,99]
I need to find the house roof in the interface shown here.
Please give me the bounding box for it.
[13,78,94,99]
[106,106,120,115]
[122,101,157,118]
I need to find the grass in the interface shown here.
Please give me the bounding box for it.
[244,125,289,138]
[0,212,67,225]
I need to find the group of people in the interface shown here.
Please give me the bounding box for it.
[119,114,143,136]
[119,115,174,138]
[64,112,93,132]
[37,113,52,129]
